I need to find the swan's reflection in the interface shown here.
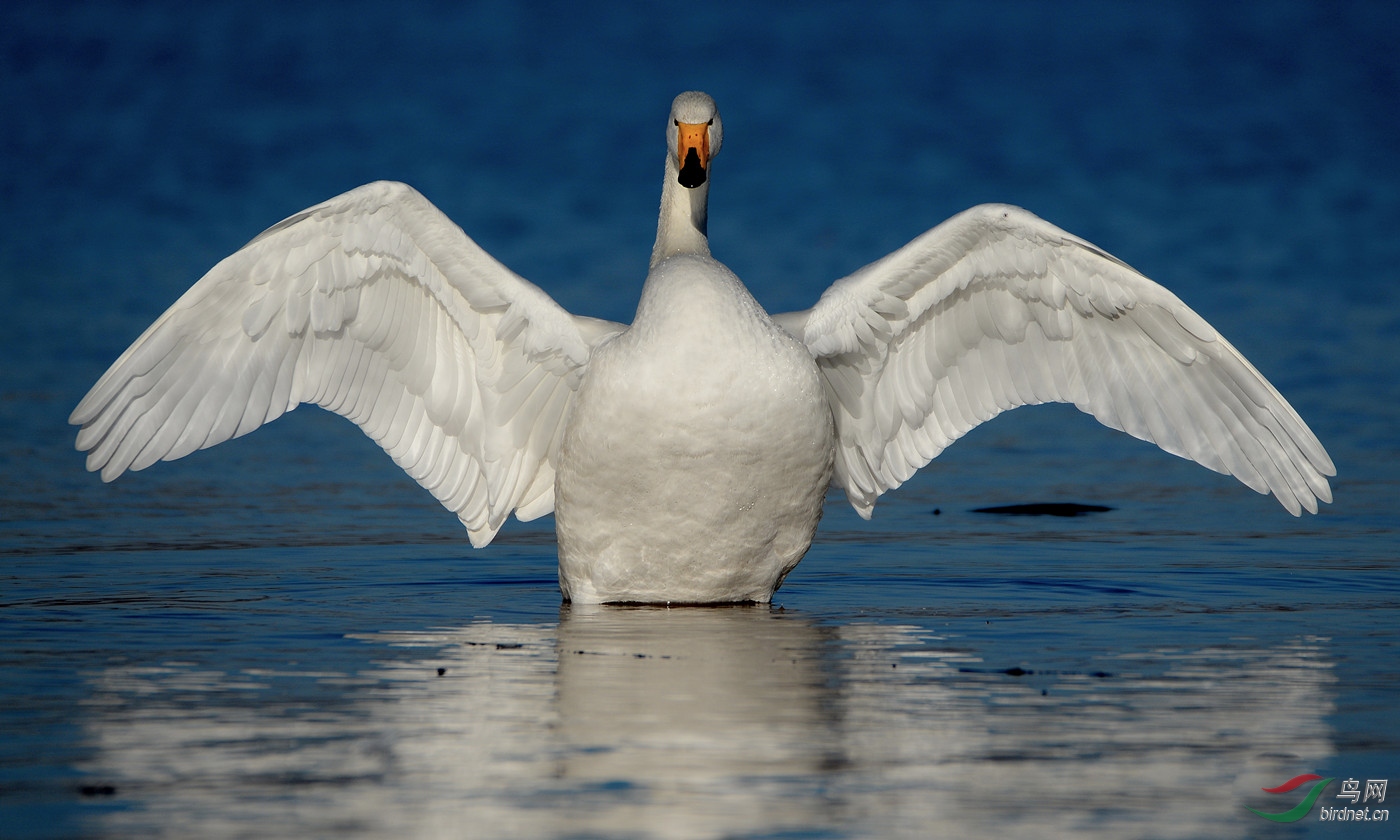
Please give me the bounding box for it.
[78,608,1334,838]
[550,606,840,837]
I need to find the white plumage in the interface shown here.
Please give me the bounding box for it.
[71,91,1334,603]
[779,204,1333,518]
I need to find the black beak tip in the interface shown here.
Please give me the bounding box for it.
[678,147,707,189]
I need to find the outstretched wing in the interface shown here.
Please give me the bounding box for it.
[71,181,625,546]
[775,204,1334,517]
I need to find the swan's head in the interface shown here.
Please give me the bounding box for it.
[667,91,722,190]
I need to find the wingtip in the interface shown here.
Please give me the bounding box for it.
[95,456,124,483]
[849,496,875,521]
[465,522,500,549]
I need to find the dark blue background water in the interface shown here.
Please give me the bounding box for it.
[2,1,1397,837]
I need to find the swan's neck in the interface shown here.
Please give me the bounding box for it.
[649,154,710,269]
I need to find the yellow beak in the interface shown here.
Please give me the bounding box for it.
[676,121,710,188]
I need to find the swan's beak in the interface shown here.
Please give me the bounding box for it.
[676,121,710,189]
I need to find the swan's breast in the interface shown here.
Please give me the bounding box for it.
[555,256,834,603]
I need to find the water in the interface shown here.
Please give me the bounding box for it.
[3,1,1398,837]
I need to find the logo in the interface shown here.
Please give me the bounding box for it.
[1249,774,1334,823]
[1250,774,1390,823]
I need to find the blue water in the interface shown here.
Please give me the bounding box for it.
[2,1,1398,837]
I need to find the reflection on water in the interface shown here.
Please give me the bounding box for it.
[77,607,1334,839]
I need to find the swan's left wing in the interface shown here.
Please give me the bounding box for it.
[776,204,1335,517]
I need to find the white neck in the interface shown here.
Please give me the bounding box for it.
[649,153,710,269]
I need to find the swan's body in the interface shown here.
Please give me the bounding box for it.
[71,92,1335,604]
[557,255,833,603]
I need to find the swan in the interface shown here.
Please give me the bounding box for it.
[70,91,1335,604]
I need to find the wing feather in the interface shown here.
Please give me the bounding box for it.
[783,204,1334,517]
[71,180,626,546]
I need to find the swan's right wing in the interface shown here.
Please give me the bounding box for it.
[71,181,625,546]
[779,204,1334,517]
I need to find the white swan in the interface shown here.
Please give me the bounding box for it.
[70,91,1335,604]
